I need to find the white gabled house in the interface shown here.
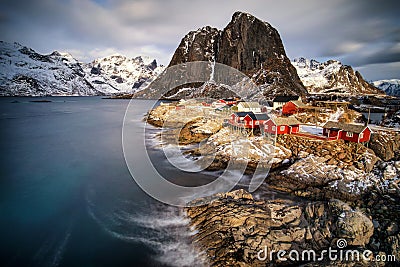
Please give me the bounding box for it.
[236,102,261,113]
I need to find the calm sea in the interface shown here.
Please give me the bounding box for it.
[0,97,212,267]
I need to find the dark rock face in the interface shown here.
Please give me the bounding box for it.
[18,46,53,63]
[169,26,220,67]
[90,64,101,75]
[147,59,158,71]
[132,78,146,89]
[217,12,306,97]
[12,75,40,90]
[168,11,307,99]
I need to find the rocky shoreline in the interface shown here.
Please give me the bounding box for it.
[186,189,374,266]
[146,103,400,266]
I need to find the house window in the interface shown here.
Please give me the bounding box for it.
[272,126,276,131]
[280,126,285,131]
[359,132,364,139]
[346,132,353,138]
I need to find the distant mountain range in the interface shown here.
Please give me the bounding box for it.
[1,11,398,98]
[0,41,163,96]
[291,57,384,95]
[372,79,400,96]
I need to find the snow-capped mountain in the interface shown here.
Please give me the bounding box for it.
[136,11,307,100]
[372,79,400,96]
[0,41,163,96]
[0,41,99,96]
[292,57,383,95]
[82,54,164,95]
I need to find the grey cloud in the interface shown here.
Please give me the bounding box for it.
[344,42,400,67]
[0,0,399,80]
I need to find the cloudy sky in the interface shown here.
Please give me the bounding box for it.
[0,0,399,80]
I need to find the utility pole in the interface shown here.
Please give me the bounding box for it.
[315,107,318,128]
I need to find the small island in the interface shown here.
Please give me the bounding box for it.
[146,97,400,266]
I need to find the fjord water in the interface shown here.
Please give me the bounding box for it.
[0,97,206,267]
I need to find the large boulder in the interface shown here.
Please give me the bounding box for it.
[370,130,400,161]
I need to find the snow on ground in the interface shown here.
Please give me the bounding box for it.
[284,154,398,195]
[203,127,290,165]
[192,119,222,134]
[300,125,323,135]
[328,108,344,122]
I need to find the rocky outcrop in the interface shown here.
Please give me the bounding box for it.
[216,12,306,98]
[138,12,307,99]
[188,127,293,173]
[169,26,220,67]
[176,118,222,145]
[276,135,378,172]
[268,155,378,201]
[293,58,384,95]
[356,161,400,265]
[293,108,363,125]
[146,102,222,145]
[260,135,380,201]
[369,130,400,161]
[186,189,373,266]
[381,109,400,128]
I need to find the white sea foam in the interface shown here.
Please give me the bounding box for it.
[33,220,74,267]
[86,194,207,267]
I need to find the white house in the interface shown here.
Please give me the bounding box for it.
[237,102,261,113]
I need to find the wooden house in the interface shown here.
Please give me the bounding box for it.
[272,96,300,110]
[282,100,308,115]
[322,121,372,143]
[229,112,269,129]
[236,102,261,113]
[263,117,302,135]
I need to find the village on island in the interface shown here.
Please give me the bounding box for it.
[146,93,398,180]
[149,95,374,144]
[146,93,400,265]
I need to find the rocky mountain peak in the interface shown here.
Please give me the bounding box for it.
[165,11,308,99]
[168,26,220,67]
[292,57,384,95]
